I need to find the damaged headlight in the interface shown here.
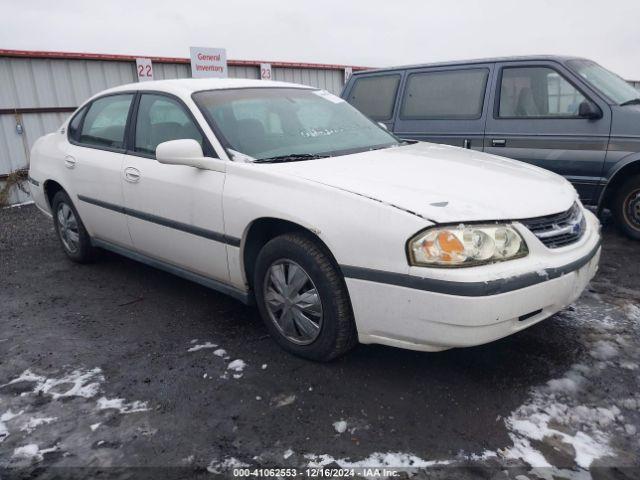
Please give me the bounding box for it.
[408,224,528,267]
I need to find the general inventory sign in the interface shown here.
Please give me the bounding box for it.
[190,47,228,78]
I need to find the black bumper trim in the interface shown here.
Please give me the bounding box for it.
[340,239,601,297]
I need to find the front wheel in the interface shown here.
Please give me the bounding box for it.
[613,174,640,240]
[254,233,357,361]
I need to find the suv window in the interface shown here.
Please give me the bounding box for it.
[498,67,586,118]
[79,94,134,149]
[346,75,400,121]
[401,68,489,119]
[134,94,204,156]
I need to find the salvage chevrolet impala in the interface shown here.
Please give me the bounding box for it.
[28,79,602,360]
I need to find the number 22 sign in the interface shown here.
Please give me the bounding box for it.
[136,58,154,82]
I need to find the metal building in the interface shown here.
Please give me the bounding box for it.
[0,49,365,205]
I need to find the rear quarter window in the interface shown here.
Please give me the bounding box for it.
[346,75,401,121]
[400,68,489,119]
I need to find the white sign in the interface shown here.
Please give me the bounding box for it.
[136,58,154,82]
[344,67,353,84]
[190,47,228,78]
[260,63,272,81]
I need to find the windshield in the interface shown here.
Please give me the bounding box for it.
[193,87,400,161]
[567,59,639,105]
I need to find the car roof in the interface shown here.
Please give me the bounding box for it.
[352,55,589,76]
[97,78,315,97]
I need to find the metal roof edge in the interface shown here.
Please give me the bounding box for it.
[0,49,370,71]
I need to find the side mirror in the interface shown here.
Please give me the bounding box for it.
[156,139,225,172]
[578,100,602,120]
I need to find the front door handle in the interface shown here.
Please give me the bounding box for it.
[492,139,506,147]
[124,167,141,183]
[64,155,77,169]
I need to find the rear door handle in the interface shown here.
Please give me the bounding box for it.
[64,155,77,169]
[124,167,141,183]
[492,139,506,147]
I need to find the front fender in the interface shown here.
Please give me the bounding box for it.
[222,162,431,289]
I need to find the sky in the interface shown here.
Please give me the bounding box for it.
[1,0,639,79]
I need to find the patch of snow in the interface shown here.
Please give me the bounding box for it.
[12,443,58,463]
[261,364,267,370]
[213,348,227,357]
[96,396,149,414]
[20,417,57,434]
[625,303,640,321]
[207,457,250,473]
[227,359,246,372]
[620,362,638,370]
[90,423,101,431]
[590,340,618,360]
[620,397,639,410]
[1,410,23,443]
[187,342,218,352]
[283,448,294,459]
[4,368,104,399]
[467,450,498,461]
[333,420,347,434]
[273,394,296,408]
[545,365,589,394]
[502,385,616,468]
[233,374,243,379]
[305,452,451,469]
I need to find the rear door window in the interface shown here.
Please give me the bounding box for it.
[79,94,134,149]
[346,75,400,121]
[400,69,489,119]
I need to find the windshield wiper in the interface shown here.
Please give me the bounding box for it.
[253,153,329,164]
[620,98,640,106]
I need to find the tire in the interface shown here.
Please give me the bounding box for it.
[52,190,96,262]
[613,174,640,240]
[254,233,358,361]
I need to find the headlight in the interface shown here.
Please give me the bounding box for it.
[408,224,528,267]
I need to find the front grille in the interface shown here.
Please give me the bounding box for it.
[520,203,586,249]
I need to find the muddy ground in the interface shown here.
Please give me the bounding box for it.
[1,204,639,479]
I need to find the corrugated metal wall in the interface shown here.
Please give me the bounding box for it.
[0,54,351,204]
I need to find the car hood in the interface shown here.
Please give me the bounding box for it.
[265,142,577,223]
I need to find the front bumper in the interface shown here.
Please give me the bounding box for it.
[344,210,601,352]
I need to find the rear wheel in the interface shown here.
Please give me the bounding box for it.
[254,233,357,361]
[613,174,640,240]
[52,190,96,262]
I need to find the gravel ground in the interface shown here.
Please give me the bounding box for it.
[0,204,639,479]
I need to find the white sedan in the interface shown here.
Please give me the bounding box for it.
[28,78,601,361]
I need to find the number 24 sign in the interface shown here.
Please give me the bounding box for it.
[136,58,154,82]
